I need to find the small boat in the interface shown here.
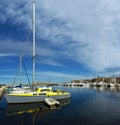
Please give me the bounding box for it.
[106,83,115,87]
[90,82,97,86]
[83,83,90,88]
[116,83,120,87]
[44,97,60,107]
[96,82,104,87]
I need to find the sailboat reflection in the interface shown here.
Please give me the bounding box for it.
[2,98,70,125]
[6,98,71,115]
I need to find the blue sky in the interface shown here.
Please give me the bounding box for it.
[1,0,120,84]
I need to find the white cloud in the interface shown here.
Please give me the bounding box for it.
[40,59,65,67]
[0,39,55,57]
[0,39,31,56]
[36,71,82,82]
[37,0,120,72]
[0,71,83,83]
[1,0,120,74]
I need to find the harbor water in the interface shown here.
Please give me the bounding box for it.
[0,86,120,125]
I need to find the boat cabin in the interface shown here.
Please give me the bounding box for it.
[35,86,52,92]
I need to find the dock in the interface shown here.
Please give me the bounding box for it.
[0,86,6,99]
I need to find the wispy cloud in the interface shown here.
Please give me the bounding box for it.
[40,59,65,67]
[36,71,82,82]
[39,0,120,72]
[0,39,31,56]
[0,53,17,57]
[0,71,81,83]
[1,0,120,75]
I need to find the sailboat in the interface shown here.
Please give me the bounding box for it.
[4,1,71,104]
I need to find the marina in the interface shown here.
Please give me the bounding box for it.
[1,86,120,125]
[63,81,120,88]
[1,0,120,125]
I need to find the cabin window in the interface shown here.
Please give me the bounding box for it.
[38,93,46,95]
[41,89,50,92]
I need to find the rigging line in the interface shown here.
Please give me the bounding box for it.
[21,26,32,59]
[22,59,31,88]
[13,67,19,85]
[12,26,32,85]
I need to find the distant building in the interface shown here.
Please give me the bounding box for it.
[71,77,120,84]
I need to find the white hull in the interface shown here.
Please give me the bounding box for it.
[4,93,71,104]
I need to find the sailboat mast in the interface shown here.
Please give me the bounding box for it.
[32,1,35,84]
[20,55,22,83]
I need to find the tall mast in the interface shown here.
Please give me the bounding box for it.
[32,1,35,84]
[20,55,22,83]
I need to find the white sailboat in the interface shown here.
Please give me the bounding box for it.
[4,1,71,104]
[9,56,31,94]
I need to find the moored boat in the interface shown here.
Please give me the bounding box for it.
[4,88,71,104]
[4,1,71,104]
[4,93,71,104]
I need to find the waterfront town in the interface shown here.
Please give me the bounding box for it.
[63,76,120,87]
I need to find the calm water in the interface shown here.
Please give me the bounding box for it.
[0,86,120,125]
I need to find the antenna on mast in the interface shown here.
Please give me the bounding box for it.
[32,1,36,84]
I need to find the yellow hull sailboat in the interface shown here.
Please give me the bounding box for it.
[5,1,71,104]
